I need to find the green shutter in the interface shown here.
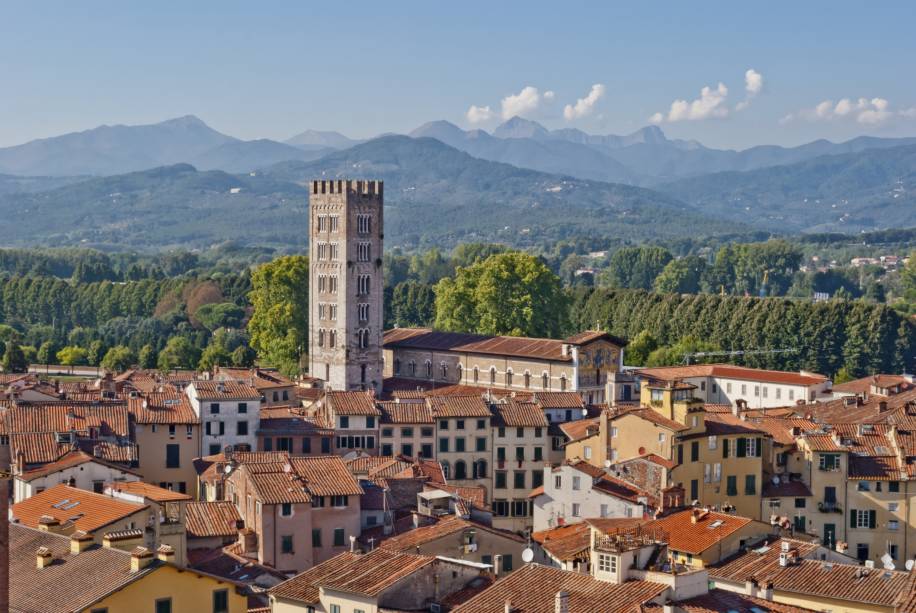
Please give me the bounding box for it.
[755,437,762,457]
[868,510,876,529]
[850,510,856,529]
[722,439,729,458]
[736,438,747,457]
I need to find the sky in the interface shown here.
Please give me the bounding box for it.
[3,1,916,150]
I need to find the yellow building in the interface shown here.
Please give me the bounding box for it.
[671,412,769,520]
[10,523,246,613]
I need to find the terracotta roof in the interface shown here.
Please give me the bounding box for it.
[592,473,649,504]
[710,541,916,610]
[637,364,827,387]
[559,417,599,443]
[831,374,913,395]
[127,392,198,424]
[532,391,585,409]
[257,406,334,435]
[189,380,260,400]
[319,548,438,597]
[710,537,820,583]
[451,563,667,613]
[290,455,364,497]
[16,449,140,481]
[380,515,524,552]
[800,434,845,452]
[564,330,628,346]
[426,482,488,509]
[750,417,819,446]
[694,413,768,438]
[345,455,413,479]
[7,402,129,437]
[493,399,549,428]
[427,394,492,417]
[271,549,438,602]
[243,462,313,504]
[613,407,689,432]
[9,524,162,613]
[384,327,581,362]
[661,589,820,613]
[107,480,192,502]
[531,522,591,561]
[8,432,70,464]
[326,390,381,416]
[12,483,147,533]
[270,551,360,604]
[185,501,244,538]
[644,508,755,555]
[378,400,434,424]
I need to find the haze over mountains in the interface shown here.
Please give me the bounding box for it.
[0,114,913,250]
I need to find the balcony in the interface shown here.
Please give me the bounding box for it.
[817,501,842,513]
[594,525,669,554]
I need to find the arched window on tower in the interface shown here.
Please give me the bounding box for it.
[542,372,549,390]
[560,374,567,391]
[473,366,479,384]
[506,369,513,387]
[440,362,448,380]
[524,371,531,389]
[394,358,401,375]
[425,360,432,379]
[489,367,497,385]
[454,460,467,480]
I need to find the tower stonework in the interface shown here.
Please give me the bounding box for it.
[308,179,384,393]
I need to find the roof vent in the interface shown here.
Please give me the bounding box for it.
[36,547,53,569]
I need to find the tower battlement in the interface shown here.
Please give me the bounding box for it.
[311,179,383,197]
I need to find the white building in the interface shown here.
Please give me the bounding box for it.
[530,461,646,532]
[13,449,140,503]
[636,364,832,410]
[186,380,261,455]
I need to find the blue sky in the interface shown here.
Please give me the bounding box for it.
[3,1,916,149]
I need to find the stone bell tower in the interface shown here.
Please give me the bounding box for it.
[308,179,384,393]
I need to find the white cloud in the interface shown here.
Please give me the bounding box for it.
[501,86,544,119]
[745,69,763,97]
[789,97,895,125]
[652,82,729,123]
[543,90,556,101]
[466,104,495,124]
[735,68,764,112]
[563,84,606,121]
[900,106,916,119]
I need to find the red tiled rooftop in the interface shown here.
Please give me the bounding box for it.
[12,484,146,533]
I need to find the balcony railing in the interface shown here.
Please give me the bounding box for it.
[594,525,669,553]
[817,501,842,513]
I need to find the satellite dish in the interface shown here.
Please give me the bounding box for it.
[884,561,896,571]
[881,552,894,566]
[223,464,233,474]
[521,548,534,563]
[581,407,589,418]
[905,559,914,571]
[603,459,612,469]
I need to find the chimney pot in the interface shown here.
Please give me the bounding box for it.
[36,547,53,569]
[156,544,175,562]
[70,530,93,554]
[555,590,570,613]
[130,546,154,572]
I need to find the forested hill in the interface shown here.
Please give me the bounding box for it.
[661,144,916,233]
[0,137,744,251]
[261,135,744,249]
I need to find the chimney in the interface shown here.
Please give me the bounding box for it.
[37,515,62,533]
[36,547,53,569]
[156,544,175,563]
[761,581,774,601]
[554,591,569,613]
[130,546,155,572]
[494,554,502,577]
[745,579,757,598]
[504,600,513,613]
[69,530,93,554]
[663,606,675,613]
[350,535,357,552]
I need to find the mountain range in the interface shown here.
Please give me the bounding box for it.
[0,136,739,250]
[0,115,914,250]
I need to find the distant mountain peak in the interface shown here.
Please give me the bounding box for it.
[285,129,359,149]
[493,116,549,139]
[161,114,209,127]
